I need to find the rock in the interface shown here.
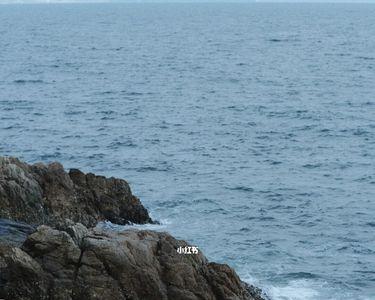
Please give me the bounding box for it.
[0,157,153,227]
[0,156,266,300]
[0,244,50,300]
[0,223,265,300]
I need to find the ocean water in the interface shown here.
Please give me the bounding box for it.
[1,3,375,300]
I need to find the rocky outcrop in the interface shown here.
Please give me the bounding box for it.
[0,156,266,300]
[0,223,264,300]
[0,157,152,227]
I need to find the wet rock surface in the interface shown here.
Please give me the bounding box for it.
[0,218,35,247]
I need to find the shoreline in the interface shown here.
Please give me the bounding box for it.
[0,156,266,300]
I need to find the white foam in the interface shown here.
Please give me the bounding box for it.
[241,272,322,300]
[98,219,171,232]
[267,280,320,300]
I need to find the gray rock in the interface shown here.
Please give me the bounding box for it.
[0,156,266,300]
[0,224,265,300]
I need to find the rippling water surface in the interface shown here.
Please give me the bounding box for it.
[1,3,375,300]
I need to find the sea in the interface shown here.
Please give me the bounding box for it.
[0,3,374,300]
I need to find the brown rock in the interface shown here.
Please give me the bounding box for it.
[0,157,153,227]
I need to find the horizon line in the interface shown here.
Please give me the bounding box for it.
[1,0,375,3]
[1,1,375,3]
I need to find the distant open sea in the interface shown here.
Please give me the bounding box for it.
[1,3,375,299]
